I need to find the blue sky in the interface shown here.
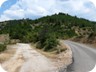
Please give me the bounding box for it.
[0,0,17,15]
[0,0,96,22]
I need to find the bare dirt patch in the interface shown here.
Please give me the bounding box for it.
[1,41,72,72]
[32,40,72,71]
[2,43,57,72]
[0,45,16,63]
[91,43,96,48]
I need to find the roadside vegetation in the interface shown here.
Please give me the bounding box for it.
[0,13,96,52]
[0,44,6,52]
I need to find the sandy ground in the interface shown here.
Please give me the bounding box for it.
[0,45,16,63]
[2,43,57,72]
[50,40,72,72]
[90,43,96,48]
[1,41,72,72]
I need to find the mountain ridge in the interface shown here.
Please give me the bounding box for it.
[0,12,96,51]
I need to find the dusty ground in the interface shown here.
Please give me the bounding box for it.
[1,41,72,72]
[91,43,96,48]
[33,40,72,71]
[2,43,57,72]
[0,45,16,63]
[50,40,72,71]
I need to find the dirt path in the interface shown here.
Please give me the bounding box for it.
[2,43,57,72]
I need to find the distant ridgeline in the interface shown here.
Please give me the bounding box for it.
[0,13,96,50]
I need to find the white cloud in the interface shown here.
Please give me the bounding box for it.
[89,0,96,7]
[0,0,7,7]
[0,0,56,21]
[0,0,96,21]
[0,15,10,21]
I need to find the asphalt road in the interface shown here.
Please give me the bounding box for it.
[64,41,96,72]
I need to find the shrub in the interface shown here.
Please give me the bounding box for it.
[44,35,59,51]
[37,28,59,51]
[21,32,38,43]
[0,44,6,52]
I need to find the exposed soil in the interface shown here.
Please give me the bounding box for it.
[0,45,16,63]
[1,41,72,72]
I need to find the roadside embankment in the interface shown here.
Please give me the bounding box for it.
[0,45,16,63]
[1,40,72,72]
[53,40,73,71]
[35,40,73,71]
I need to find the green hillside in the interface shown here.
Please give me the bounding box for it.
[0,13,96,51]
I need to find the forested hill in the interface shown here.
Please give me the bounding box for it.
[0,13,96,49]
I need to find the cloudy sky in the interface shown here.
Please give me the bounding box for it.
[0,0,96,22]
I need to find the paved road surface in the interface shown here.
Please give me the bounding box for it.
[64,41,96,72]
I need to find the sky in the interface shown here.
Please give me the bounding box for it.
[0,0,96,22]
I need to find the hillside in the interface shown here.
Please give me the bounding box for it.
[0,13,96,51]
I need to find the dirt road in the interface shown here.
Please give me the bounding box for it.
[2,43,57,72]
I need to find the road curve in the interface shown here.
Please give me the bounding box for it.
[64,41,96,72]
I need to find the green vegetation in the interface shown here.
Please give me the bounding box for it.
[37,26,59,51]
[0,13,96,51]
[0,44,6,52]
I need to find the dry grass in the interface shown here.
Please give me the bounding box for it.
[31,40,72,69]
[31,40,67,58]
[92,43,96,48]
[30,43,56,59]
[31,40,68,59]
[90,43,96,48]
[0,45,16,63]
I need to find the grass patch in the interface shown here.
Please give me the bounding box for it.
[0,44,6,52]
